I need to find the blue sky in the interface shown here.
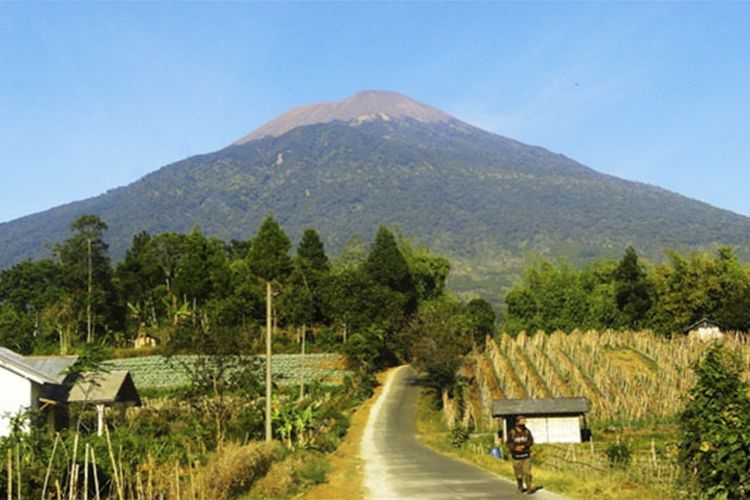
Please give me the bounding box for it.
[1,2,749,223]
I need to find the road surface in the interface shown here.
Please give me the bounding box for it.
[362,365,562,499]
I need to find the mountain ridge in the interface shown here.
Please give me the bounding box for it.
[2,91,749,298]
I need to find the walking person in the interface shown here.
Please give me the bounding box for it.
[508,415,535,494]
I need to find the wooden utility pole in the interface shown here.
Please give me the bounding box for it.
[265,280,273,442]
[86,237,93,343]
[299,325,306,400]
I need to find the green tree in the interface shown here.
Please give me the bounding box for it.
[409,298,472,398]
[0,259,62,350]
[0,304,35,353]
[614,247,653,329]
[504,261,588,334]
[678,344,750,498]
[54,215,118,344]
[466,298,496,347]
[322,269,403,343]
[246,215,292,442]
[295,228,331,323]
[114,231,162,331]
[364,226,416,314]
[652,247,749,334]
[398,239,450,302]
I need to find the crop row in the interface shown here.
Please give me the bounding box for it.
[478,331,750,423]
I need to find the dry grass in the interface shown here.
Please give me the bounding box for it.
[199,441,279,500]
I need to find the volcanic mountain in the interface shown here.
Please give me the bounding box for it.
[2,90,750,297]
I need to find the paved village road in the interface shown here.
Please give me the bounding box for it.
[362,365,563,500]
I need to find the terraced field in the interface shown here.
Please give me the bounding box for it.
[453,330,750,429]
[105,353,350,391]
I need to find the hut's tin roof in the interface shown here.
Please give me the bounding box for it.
[492,397,590,417]
[67,371,141,406]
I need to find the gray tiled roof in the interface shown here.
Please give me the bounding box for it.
[492,397,590,417]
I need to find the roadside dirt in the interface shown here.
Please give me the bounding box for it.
[305,368,395,499]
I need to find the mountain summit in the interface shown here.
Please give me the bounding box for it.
[234,90,458,144]
[2,91,750,297]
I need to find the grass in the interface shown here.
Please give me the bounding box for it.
[414,387,682,499]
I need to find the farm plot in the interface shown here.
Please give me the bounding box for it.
[465,330,750,426]
[105,353,350,391]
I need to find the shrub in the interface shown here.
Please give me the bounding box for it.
[249,450,331,498]
[605,442,632,468]
[449,426,470,448]
[200,441,280,500]
[678,344,750,498]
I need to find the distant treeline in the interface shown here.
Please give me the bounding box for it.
[0,214,497,366]
[504,246,750,335]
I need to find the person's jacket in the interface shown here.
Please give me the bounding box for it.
[507,426,533,459]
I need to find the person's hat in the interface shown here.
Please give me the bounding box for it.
[515,415,526,424]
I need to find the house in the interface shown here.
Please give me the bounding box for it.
[0,348,77,437]
[0,347,140,437]
[685,318,723,341]
[492,397,590,444]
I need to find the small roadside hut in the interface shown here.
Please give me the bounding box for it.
[684,318,723,341]
[66,371,142,436]
[492,397,590,444]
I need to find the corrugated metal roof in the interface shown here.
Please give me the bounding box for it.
[492,397,590,417]
[24,356,78,383]
[0,347,58,385]
[67,371,141,406]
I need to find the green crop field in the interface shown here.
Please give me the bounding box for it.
[105,353,350,391]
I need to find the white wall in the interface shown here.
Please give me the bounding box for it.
[0,366,36,437]
[526,416,581,444]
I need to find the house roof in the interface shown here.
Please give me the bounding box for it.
[67,371,141,406]
[684,318,722,333]
[492,397,590,417]
[0,347,59,385]
[24,356,78,383]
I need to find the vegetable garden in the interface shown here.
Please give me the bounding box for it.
[106,353,349,390]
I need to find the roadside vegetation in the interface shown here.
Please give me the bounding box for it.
[0,214,477,498]
[3,212,750,497]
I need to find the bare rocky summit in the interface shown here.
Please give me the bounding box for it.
[234,90,458,144]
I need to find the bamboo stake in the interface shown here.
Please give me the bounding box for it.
[68,464,77,500]
[55,479,61,500]
[15,445,21,500]
[174,461,180,499]
[84,444,89,500]
[69,433,79,500]
[118,445,125,500]
[189,460,196,500]
[147,454,153,500]
[104,426,123,500]
[42,432,60,499]
[7,447,12,500]
[90,446,100,500]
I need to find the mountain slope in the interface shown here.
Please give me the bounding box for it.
[2,91,749,298]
